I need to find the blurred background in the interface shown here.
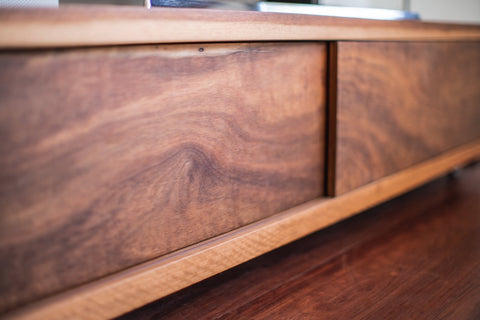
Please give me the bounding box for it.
[1,0,479,23]
[60,0,480,24]
[408,0,480,23]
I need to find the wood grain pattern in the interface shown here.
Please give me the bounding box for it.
[4,140,479,320]
[1,5,480,49]
[333,41,480,195]
[0,42,326,312]
[119,162,480,320]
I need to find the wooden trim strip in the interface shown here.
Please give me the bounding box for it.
[4,140,480,320]
[0,5,480,49]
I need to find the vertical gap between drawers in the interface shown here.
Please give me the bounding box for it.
[325,41,338,197]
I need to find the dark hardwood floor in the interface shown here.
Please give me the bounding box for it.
[118,162,480,320]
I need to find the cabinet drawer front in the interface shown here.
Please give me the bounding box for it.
[333,42,480,195]
[0,42,327,311]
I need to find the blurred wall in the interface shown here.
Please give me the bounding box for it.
[411,0,480,23]
[320,1,480,23]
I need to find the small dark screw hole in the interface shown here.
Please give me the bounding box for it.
[198,48,204,52]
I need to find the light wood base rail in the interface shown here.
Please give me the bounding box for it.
[4,140,480,320]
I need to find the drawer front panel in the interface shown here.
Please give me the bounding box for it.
[0,43,327,311]
[334,41,480,195]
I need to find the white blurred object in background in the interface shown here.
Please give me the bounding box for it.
[0,0,58,7]
[319,0,404,10]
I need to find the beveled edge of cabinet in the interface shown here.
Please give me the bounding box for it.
[1,5,480,49]
[4,140,479,320]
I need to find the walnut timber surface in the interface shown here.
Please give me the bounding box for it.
[333,41,480,194]
[0,42,326,312]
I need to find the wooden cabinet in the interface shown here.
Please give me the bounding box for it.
[0,7,479,320]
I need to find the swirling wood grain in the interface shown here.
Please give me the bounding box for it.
[0,42,327,312]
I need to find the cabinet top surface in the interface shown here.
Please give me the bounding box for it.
[1,5,480,48]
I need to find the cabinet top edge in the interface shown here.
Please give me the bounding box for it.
[1,4,480,49]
